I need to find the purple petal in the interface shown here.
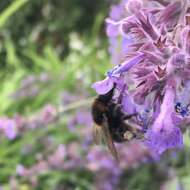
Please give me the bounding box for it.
[106,23,119,37]
[146,127,183,154]
[106,19,120,37]
[109,0,128,21]
[136,12,158,40]
[121,37,134,55]
[171,112,183,126]
[92,77,114,95]
[112,53,146,75]
[145,85,183,154]
[108,37,121,65]
[0,119,4,129]
[126,0,143,14]
[122,94,136,114]
[3,119,17,140]
[159,1,182,31]
[181,26,190,55]
[109,5,123,21]
[159,1,182,24]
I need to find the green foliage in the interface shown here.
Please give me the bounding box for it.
[0,0,109,63]
[0,1,110,188]
[119,164,167,190]
[0,0,28,29]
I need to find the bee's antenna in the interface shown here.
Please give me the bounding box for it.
[123,113,138,120]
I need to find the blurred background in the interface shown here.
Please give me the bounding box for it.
[0,0,190,189]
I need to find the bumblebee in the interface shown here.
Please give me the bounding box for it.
[91,85,143,160]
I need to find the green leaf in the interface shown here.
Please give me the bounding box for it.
[0,0,29,29]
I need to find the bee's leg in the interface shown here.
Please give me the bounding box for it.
[113,104,123,116]
[123,113,137,120]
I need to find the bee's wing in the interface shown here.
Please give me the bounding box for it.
[100,115,119,161]
[93,124,103,145]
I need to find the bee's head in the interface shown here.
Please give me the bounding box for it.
[97,84,116,104]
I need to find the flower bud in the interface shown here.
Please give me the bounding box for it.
[181,26,190,55]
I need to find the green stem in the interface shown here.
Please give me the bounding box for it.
[0,0,28,29]
[57,97,94,115]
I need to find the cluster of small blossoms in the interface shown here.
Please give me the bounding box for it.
[92,0,190,155]
[0,104,56,140]
[11,73,51,100]
[15,121,155,190]
[0,91,168,189]
[7,92,155,189]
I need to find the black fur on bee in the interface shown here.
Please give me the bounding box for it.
[91,85,141,143]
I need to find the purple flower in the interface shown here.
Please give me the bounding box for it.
[106,0,130,64]
[109,0,128,21]
[87,147,117,171]
[67,111,92,132]
[92,0,190,156]
[108,34,133,65]
[4,122,17,140]
[41,104,56,124]
[92,77,114,94]
[16,165,26,176]
[145,86,183,154]
[176,180,184,190]
[109,53,146,76]
[146,126,183,154]
[136,11,159,40]
[126,0,143,14]
[0,118,18,140]
[106,19,120,37]
[158,1,182,31]
[181,26,190,55]
[48,144,66,167]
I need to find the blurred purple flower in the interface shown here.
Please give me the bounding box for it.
[176,180,184,190]
[16,164,26,176]
[48,144,66,168]
[11,73,51,100]
[106,0,130,64]
[67,111,92,132]
[106,19,120,37]
[0,118,18,140]
[87,147,117,171]
[41,104,57,124]
[109,0,128,21]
